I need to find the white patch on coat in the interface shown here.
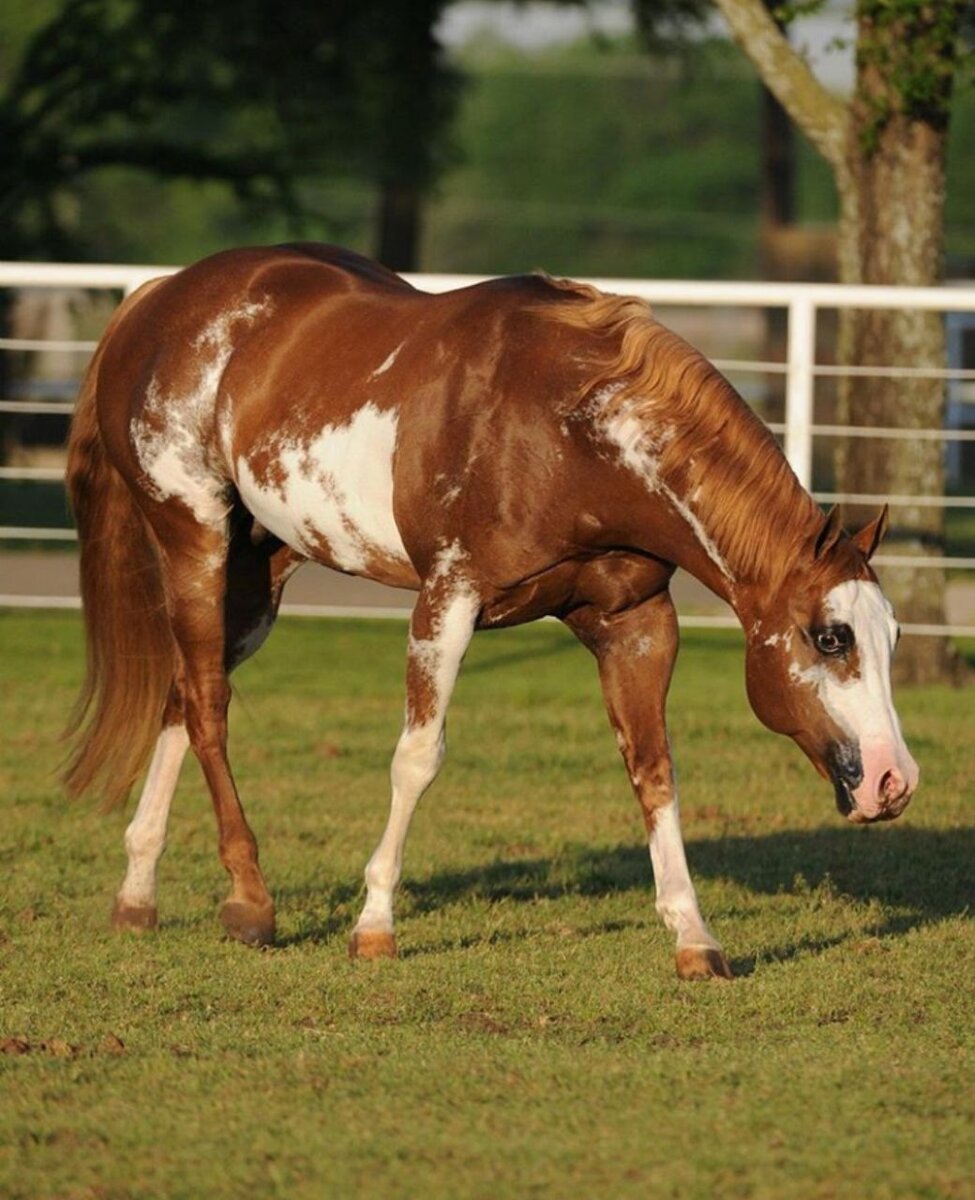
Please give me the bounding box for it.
[428,539,469,586]
[131,299,270,528]
[216,402,236,465]
[431,471,463,507]
[764,628,793,650]
[649,799,722,952]
[407,544,479,695]
[353,584,480,937]
[234,402,409,573]
[620,632,654,658]
[595,390,733,582]
[664,489,733,581]
[409,585,480,723]
[370,342,405,378]
[116,725,190,910]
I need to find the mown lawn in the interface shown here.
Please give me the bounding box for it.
[0,611,972,1200]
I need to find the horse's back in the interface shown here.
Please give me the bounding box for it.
[90,245,593,585]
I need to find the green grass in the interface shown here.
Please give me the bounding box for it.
[1,612,973,1199]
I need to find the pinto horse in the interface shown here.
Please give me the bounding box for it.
[64,244,918,980]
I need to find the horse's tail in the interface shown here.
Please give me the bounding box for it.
[63,281,176,809]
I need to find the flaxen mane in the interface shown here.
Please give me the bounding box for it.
[538,277,862,589]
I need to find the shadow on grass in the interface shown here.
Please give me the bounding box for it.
[274,825,974,955]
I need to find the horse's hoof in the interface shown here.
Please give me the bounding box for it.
[348,929,398,961]
[111,899,158,933]
[676,946,733,981]
[220,901,276,947]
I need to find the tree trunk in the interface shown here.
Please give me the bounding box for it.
[759,82,795,233]
[377,180,422,272]
[758,80,795,417]
[834,41,959,682]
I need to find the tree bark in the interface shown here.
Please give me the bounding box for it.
[833,21,957,681]
[377,180,422,272]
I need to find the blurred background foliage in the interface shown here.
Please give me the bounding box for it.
[0,0,972,278]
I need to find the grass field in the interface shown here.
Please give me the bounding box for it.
[1,611,973,1199]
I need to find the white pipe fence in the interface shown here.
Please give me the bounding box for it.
[2,262,974,637]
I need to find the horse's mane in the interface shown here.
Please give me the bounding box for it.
[536,276,855,588]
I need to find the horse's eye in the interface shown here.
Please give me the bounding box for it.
[813,625,852,656]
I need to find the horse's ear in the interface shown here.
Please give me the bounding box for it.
[814,505,844,559]
[850,504,889,561]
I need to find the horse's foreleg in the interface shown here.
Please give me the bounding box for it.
[349,578,480,960]
[566,592,732,981]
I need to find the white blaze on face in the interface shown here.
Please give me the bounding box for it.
[794,580,919,816]
[234,402,410,573]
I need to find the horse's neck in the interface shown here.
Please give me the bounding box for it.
[552,302,823,617]
[593,398,822,615]
[666,454,821,615]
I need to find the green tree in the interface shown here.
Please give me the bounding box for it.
[0,0,723,268]
[0,0,459,267]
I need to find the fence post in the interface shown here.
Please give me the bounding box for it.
[785,295,815,491]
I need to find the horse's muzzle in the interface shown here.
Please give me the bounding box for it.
[829,740,915,824]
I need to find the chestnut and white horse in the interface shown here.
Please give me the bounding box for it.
[64,244,918,979]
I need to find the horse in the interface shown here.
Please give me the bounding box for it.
[63,243,918,981]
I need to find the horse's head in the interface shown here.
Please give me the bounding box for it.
[743,506,918,823]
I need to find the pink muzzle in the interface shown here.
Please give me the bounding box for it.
[850,740,920,822]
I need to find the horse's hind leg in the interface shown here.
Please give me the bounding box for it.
[566,591,732,981]
[138,511,278,944]
[110,533,298,935]
[349,573,480,960]
[111,695,189,931]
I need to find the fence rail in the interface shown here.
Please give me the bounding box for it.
[2,262,974,636]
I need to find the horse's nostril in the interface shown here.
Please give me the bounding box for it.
[880,768,906,803]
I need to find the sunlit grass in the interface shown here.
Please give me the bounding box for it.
[0,612,972,1199]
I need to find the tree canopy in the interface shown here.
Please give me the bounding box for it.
[0,0,729,264]
[0,0,459,260]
